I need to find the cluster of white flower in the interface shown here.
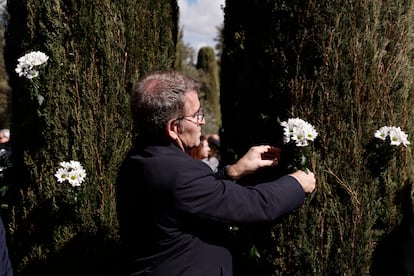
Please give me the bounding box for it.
[374,126,410,147]
[281,118,318,147]
[54,161,87,187]
[15,51,49,80]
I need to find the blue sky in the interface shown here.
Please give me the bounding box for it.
[177,0,225,52]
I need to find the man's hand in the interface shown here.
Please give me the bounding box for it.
[289,170,316,194]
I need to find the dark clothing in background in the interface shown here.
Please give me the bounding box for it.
[371,215,414,276]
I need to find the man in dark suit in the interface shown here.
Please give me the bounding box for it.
[116,70,316,276]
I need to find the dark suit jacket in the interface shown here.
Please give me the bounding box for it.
[116,143,305,276]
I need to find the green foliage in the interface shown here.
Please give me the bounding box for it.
[4,0,177,274]
[0,23,10,129]
[196,46,222,134]
[174,34,222,135]
[222,0,414,275]
[174,28,197,71]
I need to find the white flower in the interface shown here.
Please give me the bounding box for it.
[281,118,318,147]
[15,63,40,79]
[374,126,410,147]
[67,171,82,187]
[55,160,87,187]
[69,160,83,170]
[54,167,69,183]
[17,51,49,67]
[374,126,389,140]
[15,51,49,79]
[389,127,410,147]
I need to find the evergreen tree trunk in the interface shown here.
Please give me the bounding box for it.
[221,0,414,275]
[4,0,177,274]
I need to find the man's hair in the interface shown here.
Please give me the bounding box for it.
[130,70,200,140]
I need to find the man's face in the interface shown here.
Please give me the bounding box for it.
[176,91,205,150]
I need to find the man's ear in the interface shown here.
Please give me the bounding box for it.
[167,119,179,140]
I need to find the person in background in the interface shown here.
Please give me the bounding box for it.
[187,135,211,166]
[0,130,11,169]
[206,133,221,172]
[116,70,316,276]
[0,130,9,148]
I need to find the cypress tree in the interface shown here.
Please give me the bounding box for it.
[4,0,177,274]
[0,5,9,128]
[221,0,414,275]
[196,46,221,134]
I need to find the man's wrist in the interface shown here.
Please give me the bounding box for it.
[224,165,232,180]
[225,165,239,180]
